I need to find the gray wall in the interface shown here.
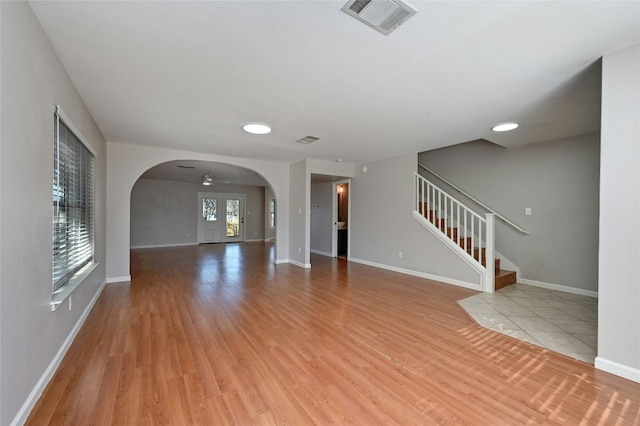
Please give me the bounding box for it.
[418,133,600,292]
[130,178,266,247]
[311,181,333,255]
[351,153,480,286]
[289,160,308,266]
[596,43,639,381]
[0,2,108,424]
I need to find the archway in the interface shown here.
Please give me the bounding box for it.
[106,142,290,282]
[131,160,276,249]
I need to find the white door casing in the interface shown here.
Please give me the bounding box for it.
[197,192,246,244]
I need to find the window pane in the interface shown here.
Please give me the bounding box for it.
[203,198,217,221]
[269,198,275,228]
[226,199,239,237]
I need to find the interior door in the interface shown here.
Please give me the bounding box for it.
[198,192,222,243]
[222,195,245,243]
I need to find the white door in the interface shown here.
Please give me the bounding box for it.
[198,192,222,243]
[197,193,245,244]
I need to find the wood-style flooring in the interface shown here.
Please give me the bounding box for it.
[27,243,640,425]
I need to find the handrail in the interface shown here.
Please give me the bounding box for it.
[418,162,529,235]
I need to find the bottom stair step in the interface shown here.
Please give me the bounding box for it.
[495,269,517,290]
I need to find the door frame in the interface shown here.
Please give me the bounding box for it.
[332,179,351,258]
[197,192,246,244]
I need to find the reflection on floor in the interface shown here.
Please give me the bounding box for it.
[458,284,597,364]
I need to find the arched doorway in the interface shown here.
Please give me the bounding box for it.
[130,160,275,249]
[105,143,290,283]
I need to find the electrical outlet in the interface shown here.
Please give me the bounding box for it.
[398,251,403,258]
[525,207,532,216]
[68,295,73,311]
[298,247,302,253]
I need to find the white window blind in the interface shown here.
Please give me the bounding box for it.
[53,107,95,293]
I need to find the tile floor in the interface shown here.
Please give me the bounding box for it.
[458,283,598,364]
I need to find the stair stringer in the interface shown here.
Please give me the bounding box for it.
[412,211,484,291]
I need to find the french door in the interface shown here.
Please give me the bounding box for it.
[197,193,245,244]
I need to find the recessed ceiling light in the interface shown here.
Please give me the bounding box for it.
[242,123,271,135]
[492,122,519,132]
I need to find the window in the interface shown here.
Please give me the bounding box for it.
[53,107,95,294]
[202,198,217,221]
[269,198,276,228]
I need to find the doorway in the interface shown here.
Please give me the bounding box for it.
[333,181,350,259]
[197,192,246,243]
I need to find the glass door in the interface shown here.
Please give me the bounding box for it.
[223,195,245,243]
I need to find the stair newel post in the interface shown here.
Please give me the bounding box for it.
[485,213,496,293]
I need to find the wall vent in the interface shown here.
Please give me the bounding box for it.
[341,0,417,35]
[296,136,320,144]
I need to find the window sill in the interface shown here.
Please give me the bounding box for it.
[51,262,99,311]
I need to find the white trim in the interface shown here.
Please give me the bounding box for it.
[55,105,97,156]
[349,257,481,291]
[289,259,312,269]
[245,239,265,243]
[130,242,198,249]
[310,249,333,257]
[412,211,485,287]
[11,280,108,426]
[595,357,640,383]
[275,258,289,264]
[519,278,598,298]
[106,275,131,284]
[51,261,99,310]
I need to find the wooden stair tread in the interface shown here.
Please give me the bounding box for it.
[495,269,517,290]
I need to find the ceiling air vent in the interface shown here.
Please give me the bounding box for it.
[296,136,320,144]
[341,0,417,35]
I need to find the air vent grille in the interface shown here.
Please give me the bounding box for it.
[342,0,416,35]
[296,136,320,144]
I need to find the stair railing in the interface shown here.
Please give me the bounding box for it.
[415,173,495,292]
[418,163,529,235]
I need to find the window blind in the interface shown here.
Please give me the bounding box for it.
[53,108,95,293]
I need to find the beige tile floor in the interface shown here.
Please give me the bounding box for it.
[458,283,598,364]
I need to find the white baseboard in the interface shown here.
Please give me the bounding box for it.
[245,239,265,243]
[519,278,598,298]
[106,275,131,284]
[595,357,640,383]
[130,242,197,249]
[349,257,481,291]
[11,280,108,426]
[275,258,289,264]
[289,259,312,269]
[310,249,333,257]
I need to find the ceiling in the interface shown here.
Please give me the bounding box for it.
[140,160,269,186]
[30,1,640,173]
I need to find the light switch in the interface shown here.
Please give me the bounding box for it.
[525,207,532,216]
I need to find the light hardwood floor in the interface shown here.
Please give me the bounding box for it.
[27,243,640,425]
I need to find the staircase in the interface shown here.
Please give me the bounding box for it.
[418,203,516,290]
[415,173,517,292]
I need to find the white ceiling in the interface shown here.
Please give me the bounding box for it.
[140,160,269,186]
[30,1,640,170]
